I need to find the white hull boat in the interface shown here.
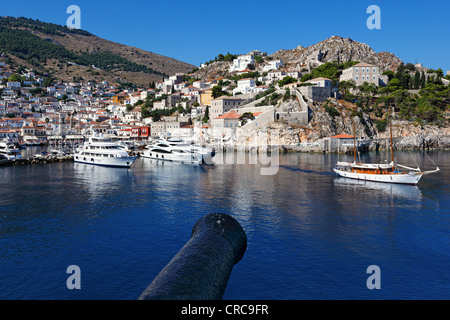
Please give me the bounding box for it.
[74,134,137,168]
[142,139,205,165]
[0,139,22,160]
[333,112,439,186]
[333,161,430,185]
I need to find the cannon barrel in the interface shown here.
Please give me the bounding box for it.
[138,213,247,300]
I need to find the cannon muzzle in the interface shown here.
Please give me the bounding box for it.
[138,213,247,300]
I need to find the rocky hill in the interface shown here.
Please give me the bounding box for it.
[0,17,196,86]
[194,35,404,80]
[271,35,403,73]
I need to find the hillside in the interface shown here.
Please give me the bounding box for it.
[193,35,404,80]
[0,17,196,86]
[271,35,403,73]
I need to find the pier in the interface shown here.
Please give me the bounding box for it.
[6,155,74,166]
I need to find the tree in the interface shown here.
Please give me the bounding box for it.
[239,112,254,126]
[300,74,312,82]
[278,76,296,87]
[283,88,291,100]
[8,74,21,82]
[405,63,415,72]
[414,71,421,89]
[254,56,264,64]
[202,106,209,123]
[421,71,426,88]
[382,70,395,81]
[212,85,227,98]
[43,76,54,87]
[387,78,401,92]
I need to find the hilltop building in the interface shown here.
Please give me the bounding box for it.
[339,62,386,86]
[229,55,255,72]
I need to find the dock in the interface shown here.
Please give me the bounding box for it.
[7,155,74,166]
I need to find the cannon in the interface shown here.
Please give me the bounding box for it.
[138,213,247,300]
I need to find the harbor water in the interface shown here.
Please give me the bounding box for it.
[0,150,449,299]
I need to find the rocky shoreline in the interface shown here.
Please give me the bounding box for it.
[226,117,450,153]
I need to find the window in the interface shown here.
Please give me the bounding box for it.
[362,68,365,73]
[356,76,359,80]
[355,68,358,72]
[373,76,376,80]
[373,68,376,72]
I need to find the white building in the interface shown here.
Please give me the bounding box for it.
[287,71,302,79]
[193,80,207,89]
[229,55,255,72]
[267,70,286,82]
[153,100,167,110]
[233,78,256,95]
[307,77,332,87]
[263,60,283,72]
[7,81,21,89]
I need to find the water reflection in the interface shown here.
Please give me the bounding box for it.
[333,177,422,201]
[73,162,135,197]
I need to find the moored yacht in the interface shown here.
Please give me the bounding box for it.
[333,113,439,185]
[74,134,137,168]
[142,138,204,165]
[0,138,22,160]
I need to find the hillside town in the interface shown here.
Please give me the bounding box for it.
[1,47,449,153]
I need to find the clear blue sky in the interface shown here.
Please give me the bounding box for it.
[1,0,449,72]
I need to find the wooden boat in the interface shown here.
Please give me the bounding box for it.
[333,111,439,185]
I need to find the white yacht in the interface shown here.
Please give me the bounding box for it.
[142,138,205,165]
[74,134,137,168]
[166,137,215,162]
[0,139,22,160]
[117,140,135,152]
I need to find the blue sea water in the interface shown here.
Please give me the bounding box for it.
[0,150,449,300]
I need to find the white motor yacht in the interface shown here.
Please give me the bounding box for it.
[0,139,22,160]
[142,138,205,165]
[74,134,137,168]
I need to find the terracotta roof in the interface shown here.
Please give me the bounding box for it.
[215,110,241,120]
[331,134,354,139]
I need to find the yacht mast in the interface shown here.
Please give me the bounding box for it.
[353,121,356,163]
[389,107,394,165]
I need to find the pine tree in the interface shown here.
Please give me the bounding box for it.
[421,71,426,88]
[414,71,420,89]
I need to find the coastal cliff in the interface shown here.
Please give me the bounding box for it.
[231,99,449,152]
